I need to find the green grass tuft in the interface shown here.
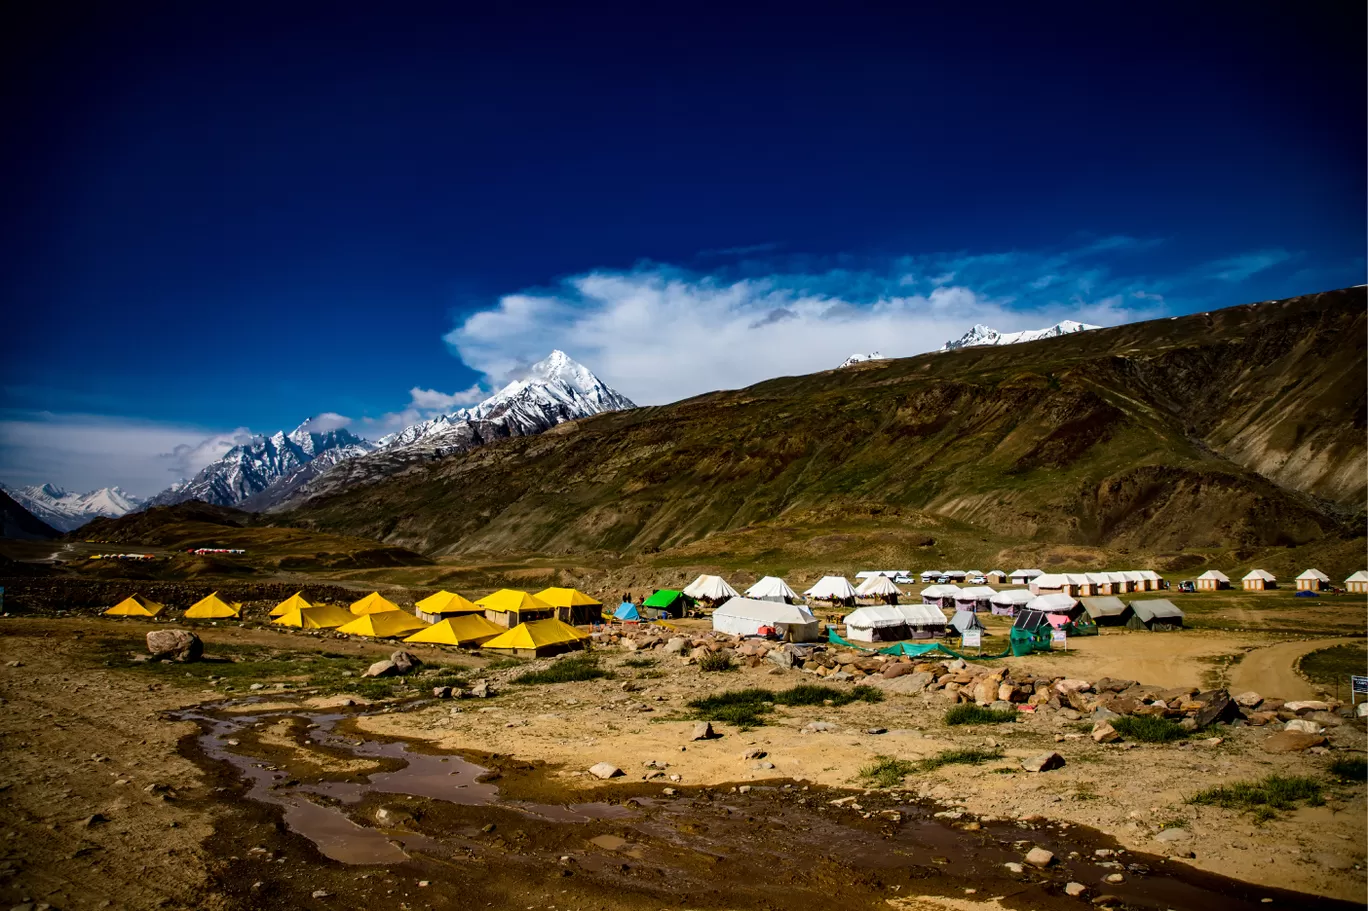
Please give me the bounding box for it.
[510,655,610,685]
[1328,755,1368,781]
[621,656,658,668]
[1111,715,1189,743]
[772,684,884,707]
[697,651,736,672]
[860,756,918,788]
[916,746,1004,772]
[944,704,1016,726]
[687,688,776,728]
[1189,774,1324,817]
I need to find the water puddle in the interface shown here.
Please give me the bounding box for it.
[174,699,630,864]
[173,698,1360,910]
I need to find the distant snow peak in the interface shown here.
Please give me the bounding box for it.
[941,320,1099,351]
[380,351,635,454]
[839,352,886,368]
[3,483,145,531]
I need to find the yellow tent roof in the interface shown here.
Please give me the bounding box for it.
[349,592,402,615]
[270,592,313,617]
[185,592,241,619]
[474,589,553,614]
[337,611,429,638]
[105,595,164,617]
[482,618,591,651]
[404,614,505,646]
[414,590,482,615]
[534,587,602,608]
[272,604,354,629]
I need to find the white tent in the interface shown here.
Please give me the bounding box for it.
[920,584,961,607]
[842,605,908,642]
[919,569,942,582]
[856,570,907,580]
[856,575,903,597]
[745,576,799,603]
[804,576,858,601]
[1296,569,1330,582]
[989,589,1034,616]
[1026,592,1079,613]
[1009,568,1043,584]
[1197,570,1230,583]
[683,574,740,602]
[953,585,997,611]
[712,597,820,641]
[897,603,949,630]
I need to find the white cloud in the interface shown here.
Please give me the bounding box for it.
[1207,249,1293,282]
[294,412,352,433]
[446,265,1154,406]
[0,412,256,498]
[407,385,485,412]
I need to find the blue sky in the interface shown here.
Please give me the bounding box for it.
[1,2,1363,495]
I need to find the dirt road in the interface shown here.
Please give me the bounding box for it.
[1226,637,1362,701]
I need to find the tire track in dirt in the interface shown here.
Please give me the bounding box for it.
[1226,637,1361,700]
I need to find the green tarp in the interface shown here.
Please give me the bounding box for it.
[827,629,1018,659]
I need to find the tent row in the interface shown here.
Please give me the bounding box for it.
[1028,571,1164,596]
[1196,568,1366,592]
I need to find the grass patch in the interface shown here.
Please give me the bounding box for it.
[1328,755,1368,781]
[1111,715,1189,743]
[481,656,525,672]
[944,704,1016,726]
[1300,644,1368,690]
[772,684,884,707]
[621,656,658,668]
[1156,816,1189,831]
[697,651,736,672]
[509,655,610,685]
[1189,774,1325,818]
[917,746,1004,772]
[687,688,776,728]
[860,756,918,788]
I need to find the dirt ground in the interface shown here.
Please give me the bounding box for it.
[0,617,1364,911]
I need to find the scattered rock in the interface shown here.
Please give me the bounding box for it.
[742,748,768,760]
[1092,721,1119,744]
[311,890,329,899]
[1022,751,1065,773]
[1234,691,1263,708]
[433,686,452,699]
[362,660,399,678]
[751,761,775,771]
[1025,846,1055,867]
[767,648,795,670]
[588,762,623,780]
[802,721,838,734]
[389,650,421,674]
[1263,731,1327,753]
[145,630,202,662]
[1103,873,1125,884]
[866,727,887,735]
[872,672,933,695]
[1192,689,1238,728]
[691,722,716,741]
[1004,861,1024,874]
[469,680,492,699]
[1065,882,1088,897]
[249,683,265,691]
[663,637,688,655]
[1154,828,1190,843]
[82,813,107,828]
[662,787,677,796]
[1283,719,1324,735]
[1358,703,1368,719]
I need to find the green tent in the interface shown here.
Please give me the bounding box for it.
[642,589,690,617]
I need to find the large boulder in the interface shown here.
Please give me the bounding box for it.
[362,660,400,678]
[1191,689,1238,728]
[767,648,795,670]
[1022,751,1066,772]
[1263,731,1327,753]
[146,630,202,662]
[389,651,421,674]
[872,672,933,696]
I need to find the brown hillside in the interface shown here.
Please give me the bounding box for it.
[279,287,1366,561]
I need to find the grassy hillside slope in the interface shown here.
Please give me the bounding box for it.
[280,288,1365,564]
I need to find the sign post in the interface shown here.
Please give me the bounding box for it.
[961,629,982,656]
[1351,675,1368,706]
[1051,628,1068,651]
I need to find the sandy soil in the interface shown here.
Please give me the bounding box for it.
[1226,637,1363,702]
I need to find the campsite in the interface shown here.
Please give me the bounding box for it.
[1,538,1365,911]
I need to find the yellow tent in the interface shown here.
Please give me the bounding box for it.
[271,592,313,617]
[414,590,482,623]
[404,614,504,646]
[337,611,428,638]
[184,592,241,619]
[534,587,602,625]
[104,595,164,617]
[272,604,354,629]
[481,618,591,657]
[349,591,402,615]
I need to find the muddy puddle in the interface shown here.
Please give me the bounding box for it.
[175,698,1359,911]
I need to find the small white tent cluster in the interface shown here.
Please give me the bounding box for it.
[684,574,740,602]
[804,576,858,604]
[745,576,799,603]
[712,597,821,641]
[842,603,947,642]
[920,584,960,608]
[989,589,1033,616]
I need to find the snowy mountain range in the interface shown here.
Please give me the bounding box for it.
[278,351,637,507]
[143,425,377,510]
[941,320,1099,351]
[837,352,887,368]
[126,351,636,513]
[3,483,145,532]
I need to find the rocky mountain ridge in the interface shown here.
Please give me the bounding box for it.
[4,484,144,532]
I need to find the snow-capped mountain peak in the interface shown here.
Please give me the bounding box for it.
[941,320,1099,351]
[838,352,887,368]
[3,483,145,531]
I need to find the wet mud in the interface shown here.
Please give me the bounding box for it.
[173,698,1361,911]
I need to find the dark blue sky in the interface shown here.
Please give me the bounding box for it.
[1,2,1364,493]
